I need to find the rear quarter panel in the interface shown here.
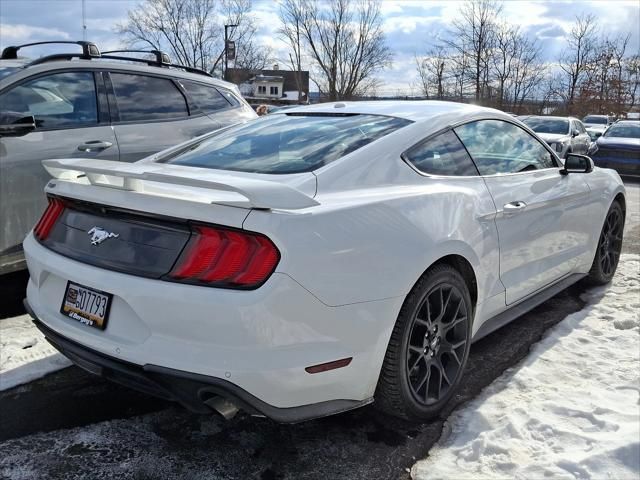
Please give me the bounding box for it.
[243,168,503,310]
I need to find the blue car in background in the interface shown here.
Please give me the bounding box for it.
[591,120,640,177]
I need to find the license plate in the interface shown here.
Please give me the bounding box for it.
[60,281,113,330]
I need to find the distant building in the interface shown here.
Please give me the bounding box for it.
[227,66,309,104]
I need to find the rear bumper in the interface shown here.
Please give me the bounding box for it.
[24,233,403,418]
[25,301,369,423]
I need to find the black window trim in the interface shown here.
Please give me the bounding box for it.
[105,70,193,125]
[401,116,561,179]
[0,68,107,132]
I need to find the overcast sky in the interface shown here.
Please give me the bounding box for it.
[1,0,638,93]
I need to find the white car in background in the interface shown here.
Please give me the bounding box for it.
[24,101,626,422]
[521,116,591,158]
[583,114,613,140]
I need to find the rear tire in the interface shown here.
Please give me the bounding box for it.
[375,264,472,420]
[587,201,624,285]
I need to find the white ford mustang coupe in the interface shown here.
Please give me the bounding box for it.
[24,101,626,422]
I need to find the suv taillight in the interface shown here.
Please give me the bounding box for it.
[168,225,280,289]
[33,197,65,241]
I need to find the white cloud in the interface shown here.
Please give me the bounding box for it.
[0,24,71,44]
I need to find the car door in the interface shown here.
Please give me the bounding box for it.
[0,70,118,268]
[569,120,587,154]
[454,119,593,305]
[106,72,221,161]
[574,121,591,154]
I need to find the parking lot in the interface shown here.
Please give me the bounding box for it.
[0,182,636,479]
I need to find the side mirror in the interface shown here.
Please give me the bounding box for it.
[561,153,594,175]
[0,114,36,137]
[571,129,579,137]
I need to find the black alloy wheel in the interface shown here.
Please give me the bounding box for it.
[406,283,468,406]
[376,264,472,420]
[588,201,624,285]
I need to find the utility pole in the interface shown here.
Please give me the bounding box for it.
[224,24,238,81]
[82,0,87,41]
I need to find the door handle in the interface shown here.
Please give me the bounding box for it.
[77,140,113,152]
[503,201,527,215]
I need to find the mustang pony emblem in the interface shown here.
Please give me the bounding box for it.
[87,227,119,246]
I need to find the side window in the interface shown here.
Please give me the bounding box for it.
[181,80,231,114]
[404,130,478,176]
[0,72,97,129]
[110,73,188,122]
[577,122,587,134]
[454,119,556,175]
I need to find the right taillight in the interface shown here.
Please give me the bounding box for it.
[168,224,280,289]
[33,197,65,241]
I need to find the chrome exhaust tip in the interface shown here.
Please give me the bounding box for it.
[203,395,239,420]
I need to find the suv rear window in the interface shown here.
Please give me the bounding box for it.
[163,113,411,174]
[111,73,189,122]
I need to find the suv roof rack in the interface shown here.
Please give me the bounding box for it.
[2,40,213,78]
[1,41,100,60]
[101,49,171,66]
[100,50,212,77]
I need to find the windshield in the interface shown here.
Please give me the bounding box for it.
[164,113,412,174]
[583,116,607,124]
[603,124,640,139]
[0,66,19,80]
[522,117,569,135]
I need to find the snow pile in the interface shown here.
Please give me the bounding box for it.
[0,314,71,391]
[413,254,640,480]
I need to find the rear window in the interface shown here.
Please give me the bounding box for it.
[163,113,411,174]
[583,116,607,124]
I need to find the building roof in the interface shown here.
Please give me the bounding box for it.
[251,75,284,82]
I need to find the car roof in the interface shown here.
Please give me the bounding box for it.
[612,120,640,125]
[521,116,575,121]
[278,100,506,122]
[0,58,236,90]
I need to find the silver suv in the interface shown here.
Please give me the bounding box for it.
[0,41,257,274]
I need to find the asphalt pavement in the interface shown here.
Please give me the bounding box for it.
[0,179,637,480]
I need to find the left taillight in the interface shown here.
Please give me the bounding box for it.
[33,197,65,241]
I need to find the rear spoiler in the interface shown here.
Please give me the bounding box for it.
[42,158,319,210]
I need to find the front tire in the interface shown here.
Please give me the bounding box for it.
[375,264,472,420]
[587,201,624,285]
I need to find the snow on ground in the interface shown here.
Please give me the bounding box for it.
[412,254,640,480]
[0,314,71,391]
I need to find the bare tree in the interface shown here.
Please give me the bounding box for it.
[444,0,502,102]
[624,54,640,112]
[278,0,392,100]
[559,13,598,113]
[116,0,271,76]
[278,0,305,102]
[415,45,448,99]
[491,22,518,109]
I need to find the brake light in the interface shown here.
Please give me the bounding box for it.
[33,197,65,241]
[168,225,280,289]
